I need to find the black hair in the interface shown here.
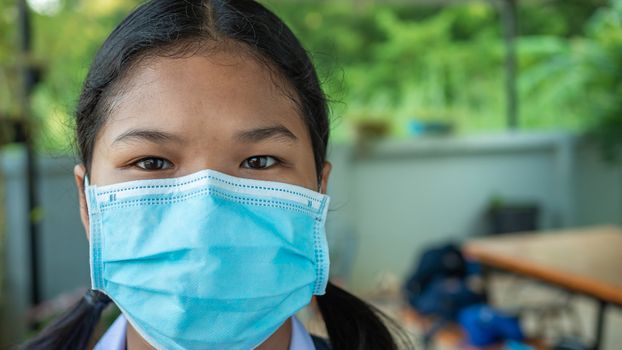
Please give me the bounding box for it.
[19,289,111,350]
[21,1,413,349]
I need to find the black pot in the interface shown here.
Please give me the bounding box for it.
[487,204,539,235]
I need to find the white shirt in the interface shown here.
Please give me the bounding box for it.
[94,314,316,350]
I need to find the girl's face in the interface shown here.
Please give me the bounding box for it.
[74,48,331,236]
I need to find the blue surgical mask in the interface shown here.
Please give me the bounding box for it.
[84,169,330,350]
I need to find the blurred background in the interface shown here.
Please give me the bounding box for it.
[1,0,621,349]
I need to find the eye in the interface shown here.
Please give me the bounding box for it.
[133,157,174,171]
[241,156,279,170]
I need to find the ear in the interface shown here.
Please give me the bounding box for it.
[319,161,332,194]
[73,164,90,240]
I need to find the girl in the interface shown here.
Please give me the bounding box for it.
[21,0,411,349]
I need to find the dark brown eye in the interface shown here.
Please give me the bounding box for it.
[135,157,173,171]
[242,156,278,169]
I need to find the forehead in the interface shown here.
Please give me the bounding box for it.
[96,49,308,147]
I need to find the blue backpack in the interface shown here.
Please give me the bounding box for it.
[404,243,486,320]
[404,243,487,344]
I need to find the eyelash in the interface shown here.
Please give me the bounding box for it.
[132,157,174,171]
[241,155,280,170]
[131,156,281,171]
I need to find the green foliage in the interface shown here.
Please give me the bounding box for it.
[0,0,20,118]
[518,0,622,148]
[0,0,620,152]
[268,0,619,139]
[268,1,506,138]
[584,0,622,159]
[0,0,140,153]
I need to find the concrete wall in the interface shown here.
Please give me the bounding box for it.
[1,132,621,346]
[329,134,622,293]
[327,133,594,293]
[0,150,89,346]
[575,145,622,227]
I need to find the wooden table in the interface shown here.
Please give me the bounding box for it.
[463,226,622,350]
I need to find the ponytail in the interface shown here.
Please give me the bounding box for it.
[316,282,414,350]
[19,289,111,350]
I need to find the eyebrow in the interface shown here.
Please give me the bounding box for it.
[235,125,298,144]
[112,129,184,146]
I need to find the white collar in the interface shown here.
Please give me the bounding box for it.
[94,314,316,350]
